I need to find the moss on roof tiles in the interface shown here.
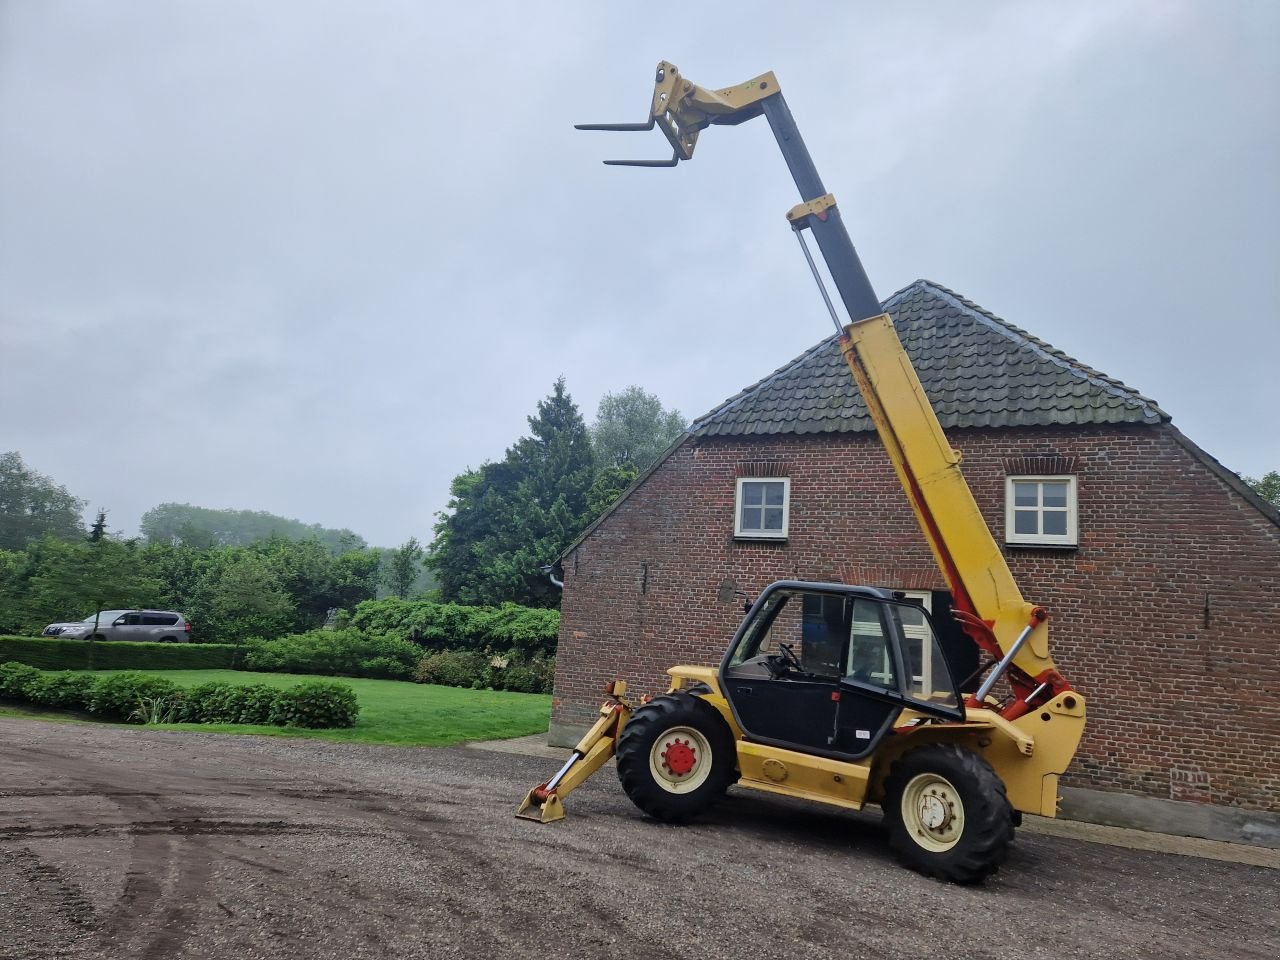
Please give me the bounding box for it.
[689,280,1166,437]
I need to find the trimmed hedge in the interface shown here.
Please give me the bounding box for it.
[0,636,240,672]
[0,662,359,728]
[351,599,559,655]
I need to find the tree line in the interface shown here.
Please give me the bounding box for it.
[0,535,382,643]
[0,380,686,636]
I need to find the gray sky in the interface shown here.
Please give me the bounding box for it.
[2,1,1277,547]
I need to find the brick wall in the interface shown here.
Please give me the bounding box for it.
[553,423,1280,812]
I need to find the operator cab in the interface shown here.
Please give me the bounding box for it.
[719,581,964,761]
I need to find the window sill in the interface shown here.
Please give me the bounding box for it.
[1005,541,1078,551]
[733,535,789,544]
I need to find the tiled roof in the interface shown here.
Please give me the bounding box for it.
[689,280,1167,437]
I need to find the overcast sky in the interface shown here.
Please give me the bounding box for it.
[2,1,1277,547]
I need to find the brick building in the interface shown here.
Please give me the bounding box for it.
[550,280,1280,841]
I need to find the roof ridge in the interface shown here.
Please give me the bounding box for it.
[915,280,1168,422]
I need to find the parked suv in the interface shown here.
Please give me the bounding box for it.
[42,610,191,643]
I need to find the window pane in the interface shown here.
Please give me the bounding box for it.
[764,483,785,506]
[742,506,762,530]
[897,605,925,628]
[1043,510,1067,536]
[763,507,783,530]
[1014,510,1038,535]
[847,599,896,689]
[1042,482,1068,508]
[742,483,763,506]
[905,636,924,682]
[1013,482,1038,507]
[799,594,847,679]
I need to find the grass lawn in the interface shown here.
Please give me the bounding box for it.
[6,670,551,747]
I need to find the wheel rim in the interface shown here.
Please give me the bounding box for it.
[901,772,965,852]
[648,725,714,794]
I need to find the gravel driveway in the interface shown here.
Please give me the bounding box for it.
[1,716,1276,960]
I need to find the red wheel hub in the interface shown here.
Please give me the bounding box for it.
[661,738,697,777]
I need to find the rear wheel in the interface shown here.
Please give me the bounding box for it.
[882,743,1013,884]
[616,694,736,823]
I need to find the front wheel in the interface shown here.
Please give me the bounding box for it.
[882,743,1014,884]
[615,694,737,823]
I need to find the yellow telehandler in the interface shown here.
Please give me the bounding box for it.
[518,63,1086,885]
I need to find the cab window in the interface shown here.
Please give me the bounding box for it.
[726,589,848,680]
[890,601,960,709]
[847,598,898,690]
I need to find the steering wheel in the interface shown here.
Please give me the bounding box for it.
[778,642,803,672]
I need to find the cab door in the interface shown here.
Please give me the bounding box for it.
[720,589,842,754]
[831,597,964,755]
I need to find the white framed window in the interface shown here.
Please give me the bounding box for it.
[895,591,933,695]
[734,477,790,539]
[1005,475,1077,546]
[850,590,932,691]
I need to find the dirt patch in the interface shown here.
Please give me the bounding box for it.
[1,717,1276,959]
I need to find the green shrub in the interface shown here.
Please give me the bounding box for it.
[180,682,279,725]
[0,661,42,698]
[414,649,489,688]
[0,636,239,672]
[242,629,419,679]
[492,654,556,693]
[1,665,360,729]
[236,684,280,724]
[267,681,359,728]
[351,599,559,655]
[411,649,554,693]
[23,672,98,710]
[87,673,183,721]
[497,665,540,694]
[360,656,413,681]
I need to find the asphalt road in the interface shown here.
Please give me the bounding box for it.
[1,717,1276,960]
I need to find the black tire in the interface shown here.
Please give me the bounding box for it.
[882,743,1014,885]
[616,693,737,824]
[159,636,177,644]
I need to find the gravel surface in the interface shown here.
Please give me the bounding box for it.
[1,716,1276,960]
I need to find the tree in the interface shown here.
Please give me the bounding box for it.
[246,537,381,634]
[1244,470,1280,509]
[88,508,108,542]
[586,463,639,524]
[429,378,595,607]
[0,548,31,634]
[186,550,294,644]
[0,451,87,550]
[590,386,687,471]
[21,539,164,640]
[383,537,425,598]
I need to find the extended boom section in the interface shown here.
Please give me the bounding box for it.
[837,317,1073,717]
